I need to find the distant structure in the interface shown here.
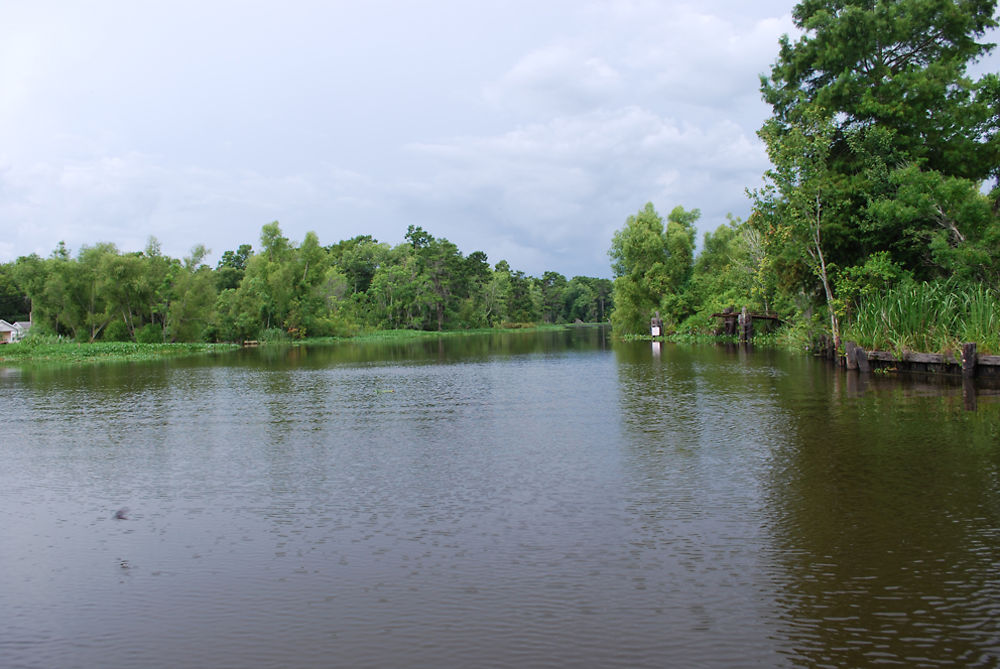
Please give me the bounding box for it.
[650,311,664,337]
[0,320,31,344]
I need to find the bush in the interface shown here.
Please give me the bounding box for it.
[135,323,164,344]
[101,319,132,342]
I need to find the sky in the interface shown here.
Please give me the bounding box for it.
[0,1,996,279]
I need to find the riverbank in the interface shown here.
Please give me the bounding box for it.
[0,325,574,366]
[0,339,241,365]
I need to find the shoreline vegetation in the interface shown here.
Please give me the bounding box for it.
[3,2,998,371]
[0,325,572,366]
[606,1,999,365]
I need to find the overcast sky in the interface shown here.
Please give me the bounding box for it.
[1,2,996,278]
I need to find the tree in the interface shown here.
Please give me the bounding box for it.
[682,216,759,331]
[328,235,388,294]
[563,276,612,323]
[753,109,843,348]
[540,271,568,323]
[165,245,217,342]
[608,203,671,334]
[216,243,252,292]
[218,244,253,271]
[99,252,147,339]
[662,206,700,321]
[761,0,1000,275]
[482,264,513,326]
[762,0,999,182]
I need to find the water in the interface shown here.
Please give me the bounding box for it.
[2,329,999,668]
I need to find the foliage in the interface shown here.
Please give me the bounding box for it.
[609,203,676,334]
[844,279,1000,354]
[3,224,611,349]
[0,338,238,365]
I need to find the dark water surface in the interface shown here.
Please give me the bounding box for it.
[2,329,999,668]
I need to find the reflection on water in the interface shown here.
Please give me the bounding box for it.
[1,329,998,668]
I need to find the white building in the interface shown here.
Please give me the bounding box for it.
[0,320,31,343]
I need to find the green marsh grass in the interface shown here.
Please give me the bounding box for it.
[0,335,239,366]
[844,281,1000,355]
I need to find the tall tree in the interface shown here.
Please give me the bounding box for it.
[762,0,999,181]
[760,0,1000,273]
[753,108,844,348]
[608,203,671,334]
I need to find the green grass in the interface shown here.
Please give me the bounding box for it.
[0,336,239,365]
[0,325,569,365]
[844,281,1000,355]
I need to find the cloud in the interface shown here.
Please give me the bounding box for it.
[398,105,767,276]
[484,45,622,114]
[0,1,799,277]
[0,151,384,261]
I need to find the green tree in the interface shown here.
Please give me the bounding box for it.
[563,276,612,323]
[216,243,252,291]
[608,203,671,334]
[661,206,700,321]
[540,271,568,323]
[0,263,28,322]
[753,109,843,347]
[761,0,1000,278]
[482,263,513,326]
[99,252,148,339]
[164,245,217,342]
[681,216,758,331]
[328,235,389,295]
[762,0,999,182]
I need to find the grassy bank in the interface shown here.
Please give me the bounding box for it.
[0,325,571,365]
[0,337,240,365]
[843,281,1000,356]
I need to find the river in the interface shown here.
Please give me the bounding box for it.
[2,328,998,668]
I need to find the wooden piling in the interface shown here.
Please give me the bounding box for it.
[845,341,858,370]
[738,306,753,343]
[962,342,977,379]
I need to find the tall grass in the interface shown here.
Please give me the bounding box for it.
[845,280,1000,355]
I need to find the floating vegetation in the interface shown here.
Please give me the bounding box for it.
[0,335,239,366]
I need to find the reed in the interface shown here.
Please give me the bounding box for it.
[845,280,1000,355]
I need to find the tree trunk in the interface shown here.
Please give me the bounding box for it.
[812,191,840,351]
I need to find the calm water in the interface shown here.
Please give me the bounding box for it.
[2,329,999,668]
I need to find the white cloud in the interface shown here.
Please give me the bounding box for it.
[398,105,767,276]
[0,1,799,277]
[0,151,386,261]
[484,45,622,113]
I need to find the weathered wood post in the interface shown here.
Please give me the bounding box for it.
[962,343,978,411]
[723,306,736,336]
[855,346,870,373]
[738,306,753,343]
[962,343,977,379]
[845,341,858,370]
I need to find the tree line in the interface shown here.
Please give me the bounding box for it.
[609,0,1000,349]
[0,223,612,343]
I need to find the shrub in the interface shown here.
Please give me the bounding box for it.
[135,323,164,344]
